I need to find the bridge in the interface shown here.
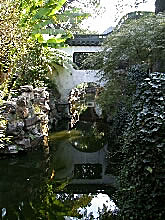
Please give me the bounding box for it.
[54,34,107,103]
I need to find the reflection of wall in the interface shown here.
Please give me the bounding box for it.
[51,141,116,187]
[54,46,104,103]
[51,141,74,181]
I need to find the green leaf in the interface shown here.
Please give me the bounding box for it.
[34,34,45,43]
[146,166,153,173]
[34,0,44,7]
[33,8,51,20]
[33,20,53,30]
[49,0,67,16]
[47,37,63,44]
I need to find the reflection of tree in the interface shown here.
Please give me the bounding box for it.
[98,205,120,220]
[71,122,106,152]
[0,168,93,219]
[30,180,93,219]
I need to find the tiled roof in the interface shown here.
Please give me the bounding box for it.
[66,34,107,46]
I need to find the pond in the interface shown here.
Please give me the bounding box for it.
[0,120,118,219]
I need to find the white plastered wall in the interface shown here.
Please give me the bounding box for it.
[53,46,103,103]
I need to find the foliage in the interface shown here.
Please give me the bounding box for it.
[30,180,93,219]
[65,0,101,16]
[116,72,165,219]
[93,12,165,117]
[115,0,165,17]
[101,12,164,76]
[90,11,165,220]
[55,7,90,34]
[92,13,165,167]
[63,0,104,34]
[12,44,73,90]
[70,122,106,152]
[155,0,165,13]
[0,0,27,85]
[18,0,71,46]
[0,0,93,100]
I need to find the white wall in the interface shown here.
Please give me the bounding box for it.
[61,45,101,56]
[54,46,103,103]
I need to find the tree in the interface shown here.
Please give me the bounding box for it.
[61,0,102,33]
[90,11,165,219]
[29,180,93,219]
[0,0,24,84]
[92,12,165,116]
[117,72,165,219]
[0,0,95,99]
[155,0,165,13]
[116,0,165,14]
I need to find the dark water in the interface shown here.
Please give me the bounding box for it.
[0,121,117,219]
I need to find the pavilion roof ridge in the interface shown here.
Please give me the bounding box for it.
[66,33,109,46]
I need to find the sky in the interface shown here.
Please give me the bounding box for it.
[81,0,155,33]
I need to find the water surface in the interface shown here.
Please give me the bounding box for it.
[0,121,117,219]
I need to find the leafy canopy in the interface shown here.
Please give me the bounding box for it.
[92,10,165,220]
[0,0,95,98]
[92,12,165,116]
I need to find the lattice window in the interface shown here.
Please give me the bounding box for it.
[74,164,102,179]
[73,52,97,70]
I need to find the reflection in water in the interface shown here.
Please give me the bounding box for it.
[0,121,117,219]
[78,193,117,219]
[49,122,116,187]
[71,121,106,152]
[74,164,102,179]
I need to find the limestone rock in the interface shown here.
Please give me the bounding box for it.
[15,138,31,149]
[20,85,33,92]
[8,145,18,154]
[7,121,24,136]
[16,97,26,107]
[41,102,50,112]
[4,101,16,114]
[0,84,60,155]
[25,115,39,127]
[30,135,43,148]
